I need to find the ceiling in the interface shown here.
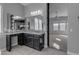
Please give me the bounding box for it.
[21,3,31,6]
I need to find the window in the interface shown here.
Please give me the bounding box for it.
[53,23,58,31]
[0,7,1,32]
[60,23,66,31]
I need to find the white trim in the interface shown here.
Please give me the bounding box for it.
[0,48,6,52]
[0,43,17,51]
[0,50,1,55]
[44,45,48,48]
[0,4,3,33]
[0,5,2,33]
[0,48,6,55]
[67,51,79,55]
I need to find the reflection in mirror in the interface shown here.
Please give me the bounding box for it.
[39,19,42,31]
[53,23,58,31]
[35,18,42,31]
[35,18,39,30]
[27,15,43,31]
[60,23,66,31]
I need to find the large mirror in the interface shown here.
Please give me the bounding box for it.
[26,15,43,31]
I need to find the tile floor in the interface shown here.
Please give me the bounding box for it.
[1,45,67,55]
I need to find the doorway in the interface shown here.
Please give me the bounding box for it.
[48,3,68,52]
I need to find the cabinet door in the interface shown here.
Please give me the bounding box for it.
[23,33,28,45]
[6,35,11,51]
[18,33,24,45]
[26,37,33,48]
[33,37,39,50]
[23,34,27,45]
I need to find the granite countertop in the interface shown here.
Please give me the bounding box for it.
[0,30,45,35]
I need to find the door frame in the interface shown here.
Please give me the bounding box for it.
[47,3,50,47]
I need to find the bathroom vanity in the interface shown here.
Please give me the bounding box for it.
[6,13,45,52]
[6,31,44,51]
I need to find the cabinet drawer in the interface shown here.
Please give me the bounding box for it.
[34,35,40,38]
[53,38,67,52]
[24,33,44,51]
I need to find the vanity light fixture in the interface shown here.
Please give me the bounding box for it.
[31,10,42,16]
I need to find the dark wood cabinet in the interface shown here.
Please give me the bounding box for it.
[24,33,34,48]
[33,37,40,50]
[18,33,24,45]
[6,33,44,51]
[24,33,44,51]
[33,34,44,51]
[6,35,11,51]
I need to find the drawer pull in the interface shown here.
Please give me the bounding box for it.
[56,38,61,41]
[53,43,60,50]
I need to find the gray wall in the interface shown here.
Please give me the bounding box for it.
[24,3,48,48]
[0,3,25,49]
[1,3,25,32]
[67,3,79,54]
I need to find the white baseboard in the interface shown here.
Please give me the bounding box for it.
[0,50,1,55]
[0,43,18,53]
[1,48,6,52]
[44,45,48,48]
[0,48,6,55]
[67,51,79,55]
